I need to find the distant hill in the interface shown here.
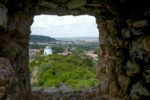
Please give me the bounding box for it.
[30,35,57,43]
[56,37,99,42]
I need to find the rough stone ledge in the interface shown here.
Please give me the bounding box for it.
[32,87,106,100]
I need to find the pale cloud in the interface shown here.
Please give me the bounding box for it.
[31,15,99,38]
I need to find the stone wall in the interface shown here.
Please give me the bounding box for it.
[32,87,102,100]
[96,1,150,99]
[0,0,38,99]
[0,0,150,99]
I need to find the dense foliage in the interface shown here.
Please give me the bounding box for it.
[30,35,56,43]
[29,54,99,90]
[30,44,47,49]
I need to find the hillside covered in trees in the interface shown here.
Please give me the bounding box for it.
[30,54,99,90]
[30,35,57,43]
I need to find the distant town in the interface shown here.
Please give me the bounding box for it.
[29,35,99,61]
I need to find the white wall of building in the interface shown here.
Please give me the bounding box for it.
[44,48,52,55]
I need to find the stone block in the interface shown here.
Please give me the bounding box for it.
[67,0,87,9]
[0,57,14,86]
[41,1,58,9]
[131,28,143,36]
[118,75,130,94]
[59,84,73,93]
[143,67,150,84]
[126,60,140,77]
[130,81,150,99]
[51,0,69,3]
[121,28,131,39]
[0,57,18,99]
[132,20,148,28]
[0,87,6,99]
[0,4,7,28]
[129,35,150,64]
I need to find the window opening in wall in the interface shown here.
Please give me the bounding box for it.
[29,14,99,91]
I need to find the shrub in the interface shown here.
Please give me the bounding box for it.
[30,54,99,89]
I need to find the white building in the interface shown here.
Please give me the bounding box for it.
[44,46,52,55]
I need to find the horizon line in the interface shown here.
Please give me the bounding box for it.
[30,35,98,38]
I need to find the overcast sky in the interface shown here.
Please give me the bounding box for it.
[31,15,99,38]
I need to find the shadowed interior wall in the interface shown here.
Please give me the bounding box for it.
[0,0,150,100]
[0,0,38,99]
